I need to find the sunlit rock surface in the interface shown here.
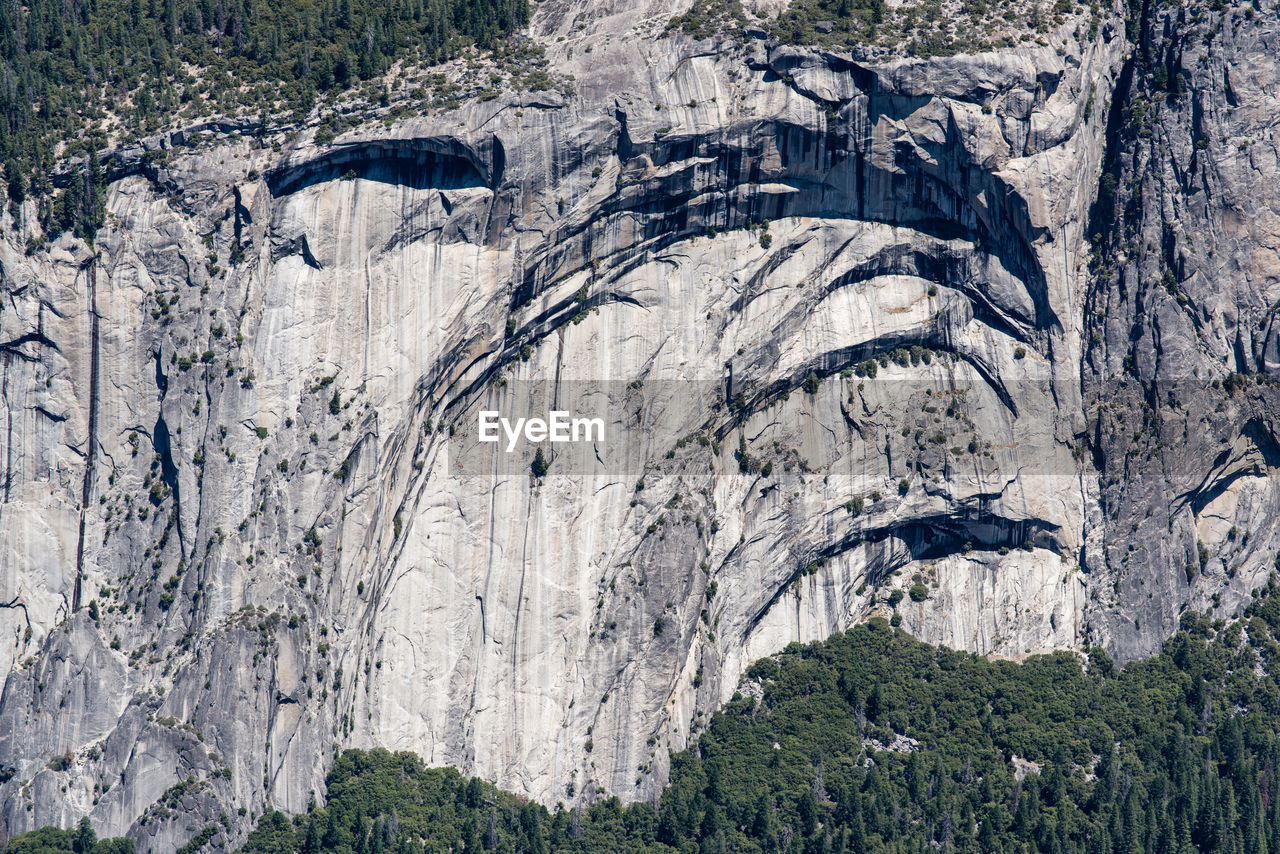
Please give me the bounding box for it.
[2,0,1278,847]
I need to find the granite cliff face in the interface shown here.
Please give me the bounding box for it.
[1081,0,1280,656]
[1,0,1277,847]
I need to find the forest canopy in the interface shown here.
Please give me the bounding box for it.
[10,577,1280,852]
[1,0,529,236]
[227,575,1280,854]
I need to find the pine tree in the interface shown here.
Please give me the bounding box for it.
[531,446,549,477]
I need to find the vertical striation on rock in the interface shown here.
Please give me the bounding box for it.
[1081,0,1280,658]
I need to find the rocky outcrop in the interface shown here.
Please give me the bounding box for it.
[0,0,1276,848]
[1080,0,1280,656]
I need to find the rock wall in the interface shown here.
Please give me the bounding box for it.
[0,0,1277,848]
[1080,0,1280,657]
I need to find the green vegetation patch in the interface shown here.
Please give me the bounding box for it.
[666,0,749,41]
[224,575,1280,854]
[17,579,1280,854]
[671,0,1100,61]
[3,817,132,853]
[1,0,529,237]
